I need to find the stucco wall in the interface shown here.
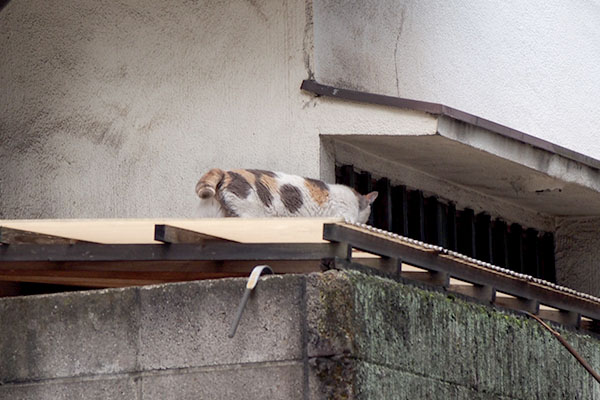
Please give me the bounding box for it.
[0,0,316,218]
[0,0,442,219]
[313,0,600,161]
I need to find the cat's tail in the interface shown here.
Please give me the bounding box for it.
[195,168,225,199]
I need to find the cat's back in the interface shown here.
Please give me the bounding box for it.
[218,169,349,216]
[197,168,370,221]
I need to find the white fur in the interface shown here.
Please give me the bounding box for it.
[197,171,373,223]
[196,197,226,218]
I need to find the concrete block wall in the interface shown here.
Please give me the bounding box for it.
[0,276,306,399]
[1,271,599,399]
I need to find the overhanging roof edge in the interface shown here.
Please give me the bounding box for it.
[301,80,600,171]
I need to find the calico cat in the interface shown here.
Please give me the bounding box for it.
[195,168,378,223]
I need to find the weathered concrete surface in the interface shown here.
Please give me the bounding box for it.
[0,377,137,400]
[0,0,438,220]
[0,287,139,382]
[1,271,599,399]
[556,216,600,297]
[307,271,600,399]
[139,362,305,400]
[137,276,305,370]
[0,0,317,219]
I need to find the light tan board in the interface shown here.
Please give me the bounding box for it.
[0,218,343,244]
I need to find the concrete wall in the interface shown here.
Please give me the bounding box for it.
[555,216,600,297]
[1,271,599,399]
[313,0,600,161]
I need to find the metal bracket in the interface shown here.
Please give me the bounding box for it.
[228,265,273,338]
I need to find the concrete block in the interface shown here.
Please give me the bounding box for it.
[0,376,137,400]
[305,271,356,357]
[0,288,139,383]
[353,361,496,400]
[138,275,306,370]
[344,271,600,400]
[140,362,304,400]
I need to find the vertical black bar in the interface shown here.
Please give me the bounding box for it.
[508,224,524,273]
[425,197,445,247]
[424,197,435,245]
[447,203,457,251]
[391,185,409,236]
[335,165,342,184]
[374,177,392,231]
[492,220,508,268]
[438,202,448,248]
[357,171,372,194]
[339,165,356,188]
[540,232,556,283]
[457,208,476,257]
[408,190,425,241]
[524,228,540,278]
[357,171,374,225]
[475,213,492,262]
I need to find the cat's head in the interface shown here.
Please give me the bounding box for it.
[357,191,378,224]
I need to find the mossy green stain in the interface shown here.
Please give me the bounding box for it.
[327,270,600,399]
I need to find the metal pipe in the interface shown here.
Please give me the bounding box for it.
[228,265,273,338]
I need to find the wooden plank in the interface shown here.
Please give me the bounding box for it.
[154,224,233,244]
[0,218,341,244]
[0,242,347,262]
[323,223,600,321]
[401,270,449,287]
[494,292,539,314]
[580,318,600,333]
[0,260,323,287]
[0,260,322,274]
[448,279,495,303]
[0,281,23,296]
[0,227,89,245]
[537,307,581,328]
[353,256,401,277]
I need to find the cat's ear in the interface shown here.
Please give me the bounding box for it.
[365,191,378,205]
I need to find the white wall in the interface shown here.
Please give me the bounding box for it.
[314,0,600,161]
[0,0,315,218]
[1,0,446,219]
[313,1,600,295]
